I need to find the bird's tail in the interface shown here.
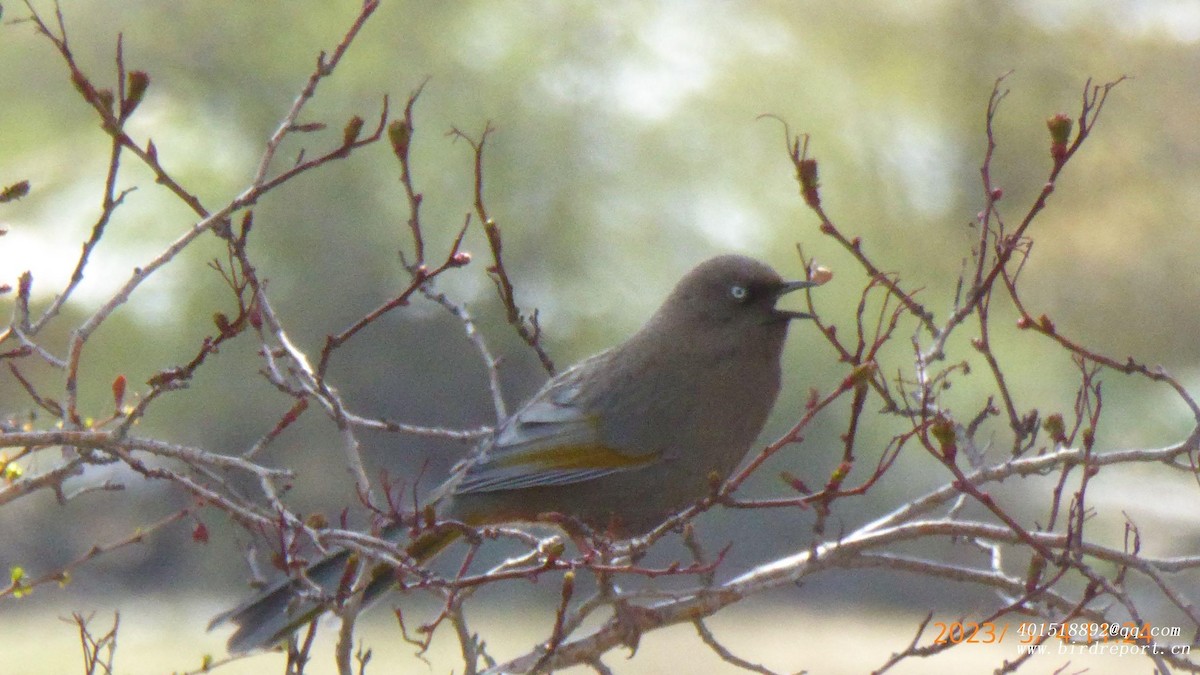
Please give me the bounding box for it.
[210,527,462,653]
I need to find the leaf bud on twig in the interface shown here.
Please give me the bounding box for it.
[1047,113,1072,163]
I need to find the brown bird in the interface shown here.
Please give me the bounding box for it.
[211,254,820,652]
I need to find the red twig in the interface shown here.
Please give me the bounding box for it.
[450,124,556,375]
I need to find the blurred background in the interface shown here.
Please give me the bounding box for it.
[2,0,1199,672]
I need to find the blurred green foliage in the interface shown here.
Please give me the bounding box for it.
[2,0,1198,607]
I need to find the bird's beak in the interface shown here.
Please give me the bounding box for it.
[772,279,819,321]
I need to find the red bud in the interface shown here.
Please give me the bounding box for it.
[121,70,150,118]
[1047,114,1072,163]
[342,115,365,146]
[0,180,30,203]
[798,158,821,208]
[388,119,412,160]
[247,302,263,330]
[214,312,232,336]
[1046,114,1072,145]
[112,375,127,410]
[1043,414,1067,444]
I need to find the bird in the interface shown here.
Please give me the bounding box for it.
[210,254,820,653]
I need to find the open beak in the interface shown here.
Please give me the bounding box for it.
[771,279,820,321]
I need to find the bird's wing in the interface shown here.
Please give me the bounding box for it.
[452,360,658,495]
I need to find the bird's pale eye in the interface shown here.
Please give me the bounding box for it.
[729,284,749,302]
